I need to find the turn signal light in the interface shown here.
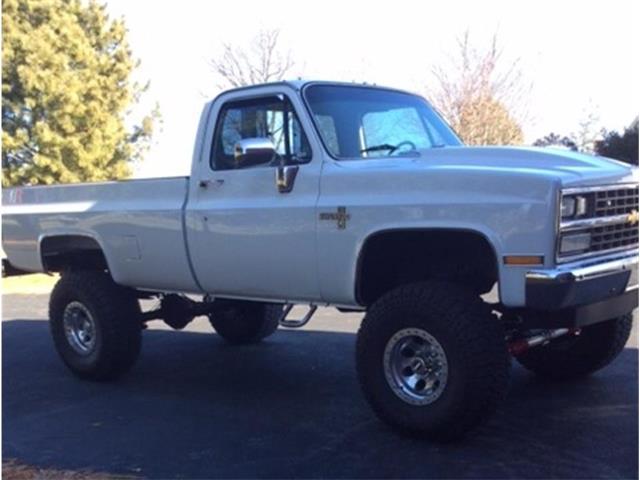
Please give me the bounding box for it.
[503,255,544,266]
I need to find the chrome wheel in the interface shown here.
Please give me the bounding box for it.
[384,327,448,405]
[63,301,97,355]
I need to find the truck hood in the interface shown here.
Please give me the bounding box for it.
[418,146,638,187]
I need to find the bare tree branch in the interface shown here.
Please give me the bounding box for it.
[210,29,295,90]
[428,29,532,145]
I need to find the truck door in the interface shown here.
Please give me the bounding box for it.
[186,89,322,302]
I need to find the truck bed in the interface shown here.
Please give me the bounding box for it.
[2,177,200,293]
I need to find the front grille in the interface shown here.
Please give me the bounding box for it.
[594,187,639,217]
[590,222,639,253]
[559,184,639,261]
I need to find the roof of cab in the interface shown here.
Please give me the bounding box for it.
[215,79,416,97]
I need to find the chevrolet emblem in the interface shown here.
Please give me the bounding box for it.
[627,209,639,225]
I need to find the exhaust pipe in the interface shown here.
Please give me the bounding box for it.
[508,328,580,356]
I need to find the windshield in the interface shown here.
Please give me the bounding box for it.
[304,85,462,159]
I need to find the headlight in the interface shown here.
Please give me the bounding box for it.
[561,197,576,217]
[561,195,589,219]
[559,232,591,254]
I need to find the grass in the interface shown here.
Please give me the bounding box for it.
[1,273,58,295]
[2,460,132,480]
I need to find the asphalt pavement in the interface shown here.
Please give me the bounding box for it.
[2,294,638,479]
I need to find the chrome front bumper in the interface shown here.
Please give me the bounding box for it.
[525,250,638,326]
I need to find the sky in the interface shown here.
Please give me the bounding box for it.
[103,0,639,178]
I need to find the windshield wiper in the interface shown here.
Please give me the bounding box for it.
[361,143,397,154]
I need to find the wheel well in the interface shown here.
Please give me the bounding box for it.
[40,235,108,273]
[356,229,498,306]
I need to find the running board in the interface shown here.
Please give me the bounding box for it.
[279,304,317,328]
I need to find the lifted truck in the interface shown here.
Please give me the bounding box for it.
[3,80,638,440]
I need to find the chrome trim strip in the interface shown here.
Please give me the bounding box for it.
[527,251,638,283]
[562,183,639,195]
[558,246,638,264]
[560,214,631,231]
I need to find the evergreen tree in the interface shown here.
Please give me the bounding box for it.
[596,118,639,166]
[2,0,157,186]
[533,133,578,151]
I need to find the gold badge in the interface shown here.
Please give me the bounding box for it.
[319,206,350,229]
[627,209,639,225]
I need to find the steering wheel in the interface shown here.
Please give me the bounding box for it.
[388,140,417,156]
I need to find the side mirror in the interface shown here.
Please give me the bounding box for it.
[234,138,276,168]
[275,165,299,194]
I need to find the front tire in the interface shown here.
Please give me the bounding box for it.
[49,271,142,381]
[356,282,510,440]
[516,314,633,380]
[209,301,282,344]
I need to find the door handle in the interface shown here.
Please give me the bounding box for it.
[199,178,225,189]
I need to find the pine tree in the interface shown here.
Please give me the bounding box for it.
[596,118,639,166]
[2,0,157,186]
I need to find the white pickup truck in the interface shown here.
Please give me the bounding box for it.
[3,80,638,440]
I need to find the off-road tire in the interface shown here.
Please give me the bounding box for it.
[209,301,282,344]
[516,314,633,380]
[356,281,510,441]
[49,271,142,381]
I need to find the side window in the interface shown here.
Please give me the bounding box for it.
[212,94,312,170]
[315,115,340,157]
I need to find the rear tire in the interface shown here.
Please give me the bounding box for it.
[356,281,510,441]
[209,301,282,344]
[516,314,633,380]
[49,271,142,381]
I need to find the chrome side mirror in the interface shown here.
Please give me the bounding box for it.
[276,165,299,194]
[233,138,276,168]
